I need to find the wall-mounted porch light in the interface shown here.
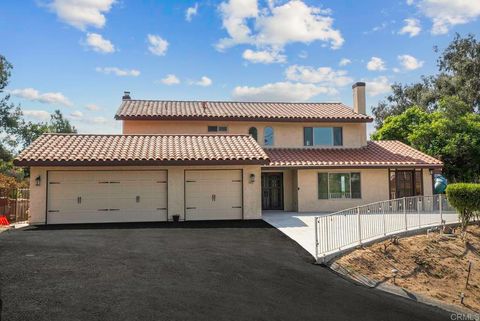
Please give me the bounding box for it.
[35,175,41,186]
[249,173,256,183]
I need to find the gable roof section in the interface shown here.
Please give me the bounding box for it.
[115,100,373,122]
[265,141,443,168]
[14,134,270,166]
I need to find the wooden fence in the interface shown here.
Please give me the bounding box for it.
[0,188,29,223]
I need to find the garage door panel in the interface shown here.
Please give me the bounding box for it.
[47,171,167,224]
[185,170,242,221]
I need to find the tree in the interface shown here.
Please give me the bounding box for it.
[372,34,480,128]
[0,54,77,180]
[372,98,480,182]
[0,55,23,161]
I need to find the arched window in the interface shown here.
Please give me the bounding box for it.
[264,127,274,146]
[248,127,258,142]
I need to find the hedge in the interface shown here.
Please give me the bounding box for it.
[446,183,480,230]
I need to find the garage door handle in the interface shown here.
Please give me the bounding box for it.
[212,194,216,202]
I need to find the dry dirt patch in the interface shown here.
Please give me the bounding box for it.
[334,225,480,312]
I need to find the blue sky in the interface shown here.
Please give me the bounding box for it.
[1,0,479,134]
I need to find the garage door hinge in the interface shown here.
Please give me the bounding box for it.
[232,206,242,209]
[98,181,109,184]
[98,208,109,211]
[157,181,167,183]
[157,208,167,210]
[186,180,196,183]
[48,210,60,212]
[232,180,241,182]
[186,207,197,209]
[49,182,60,184]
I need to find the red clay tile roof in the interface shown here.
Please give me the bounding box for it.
[14,134,270,166]
[115,100,373,122]
[265,141,443,168]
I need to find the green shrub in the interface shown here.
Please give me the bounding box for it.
[446,183,480,230]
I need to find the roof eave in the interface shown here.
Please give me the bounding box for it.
[13,159,270,167]
[262,164,443,169]
[114,115,374,123]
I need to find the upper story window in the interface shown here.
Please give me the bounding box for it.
[208,126,228,133]
[248,127,258,142]
[304,127,342,146]
[264,127,274,146]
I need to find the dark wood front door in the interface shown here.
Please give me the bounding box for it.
[262,173,284,210]
[396,170,415,198]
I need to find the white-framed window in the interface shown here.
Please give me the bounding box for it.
[318,172,361,199]
[208,126,228,132]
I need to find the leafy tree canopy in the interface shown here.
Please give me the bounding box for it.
[372,34,480,128]
[372,97,480,182]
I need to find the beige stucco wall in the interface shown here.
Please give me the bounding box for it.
[123,120,368,148]
[295,168,435,213]
[29,165,261,225]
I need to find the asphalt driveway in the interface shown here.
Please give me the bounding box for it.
[0,221,449,321]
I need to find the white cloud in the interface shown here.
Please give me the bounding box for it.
[161,74,181,85]
[46,0,115,30]
[70,110,83,119]
[367,57,386,71]
[339,58,351,66]
[242,49,286,64]
[147,34,169,56]
[10,88,73,107]
[192,76,212,87]
[399,18,421,37]
[23,110,51,121]
[232,81,337,102]
[85,33,115,53]
[95,67,140,77]
[186,3,198,22]
[406,0,415,5]
[285,65,352,87]
[417,0,480,35]
[92,116,107,124]
[217,0,343,51]
[298,51,308,59]
[85,103,100,111]
[398,54,424,70]
[366,76,391,96]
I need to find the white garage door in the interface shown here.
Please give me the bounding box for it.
[47,171,167,224]
[185,170,243,220]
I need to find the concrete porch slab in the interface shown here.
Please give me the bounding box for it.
[262,211,331,257]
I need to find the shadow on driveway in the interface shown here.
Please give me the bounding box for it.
[0,221,449,321]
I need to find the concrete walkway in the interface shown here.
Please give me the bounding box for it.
[262,211,330,257]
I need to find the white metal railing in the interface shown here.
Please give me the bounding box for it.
[315,194,458,263]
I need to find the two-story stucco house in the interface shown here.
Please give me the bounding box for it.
[14,82,443,225]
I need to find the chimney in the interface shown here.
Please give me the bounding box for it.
[122,91,131,100]
[352,82,366,115]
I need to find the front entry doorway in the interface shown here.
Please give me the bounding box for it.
[262,173,284,210]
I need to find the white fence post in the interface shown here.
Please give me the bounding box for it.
[439,194,443,224]
[382,202,386,236]
[357,206,361,245]
[314,217,319,262]
[403,197,407,231]
[417,197,421,228]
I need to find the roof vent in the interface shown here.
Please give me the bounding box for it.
[202,101,207,110]
[122,91,131,100]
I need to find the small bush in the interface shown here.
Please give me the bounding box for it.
[446,183,480,230]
